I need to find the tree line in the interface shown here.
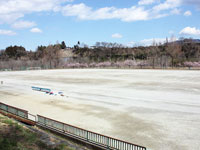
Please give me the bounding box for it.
[0,38,200,70]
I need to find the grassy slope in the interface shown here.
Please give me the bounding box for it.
[0,114,74,150]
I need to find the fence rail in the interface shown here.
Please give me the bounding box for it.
[0,102,146,150]
[37,116,146,150]
[0,102,28,119]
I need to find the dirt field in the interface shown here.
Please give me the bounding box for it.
[0,69,200,150]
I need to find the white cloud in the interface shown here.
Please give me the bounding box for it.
[0,29,16,35]
[61,1,186,22]
[0,0,72,24]
[11,20,36,29]
[138,0,157,5]
[0,13,24,24]
[139,38,166,46]
[30,28,42,33]
[62,3,150,22]
[184,10,192,16]
[0,0,196,25]
[169,35,178,42]
[180,27,200,36]
[153,0,182,12]
[126,41,135,47]
[170,8,181,15]
[112,33,123,38]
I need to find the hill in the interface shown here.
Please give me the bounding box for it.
[0,114,90,150]
[0,38,200,70]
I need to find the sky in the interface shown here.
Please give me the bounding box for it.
[0,0,200,50]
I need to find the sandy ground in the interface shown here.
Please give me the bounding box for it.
[0,69,200,150]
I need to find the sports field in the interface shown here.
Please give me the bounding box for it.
[0,69,200,150]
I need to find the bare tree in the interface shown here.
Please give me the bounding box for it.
[43,45,61,69]
[166,42,182,68]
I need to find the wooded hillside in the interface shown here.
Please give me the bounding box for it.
[0,39,200,70]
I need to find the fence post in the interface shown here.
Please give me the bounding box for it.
[63,123,65,133]
[107,137,110,150]
[44,117,47,126]
[87,131,89,141]
[33,115,36,122]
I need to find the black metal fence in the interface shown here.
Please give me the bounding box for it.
[37,115,146,150]
[0,102,146,150]
[0,102,36,123]
[0,102,28,119]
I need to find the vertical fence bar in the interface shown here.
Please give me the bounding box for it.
[87,131,88,141]
[107,137,109,149]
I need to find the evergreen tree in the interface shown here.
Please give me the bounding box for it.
[61,41,66,49]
